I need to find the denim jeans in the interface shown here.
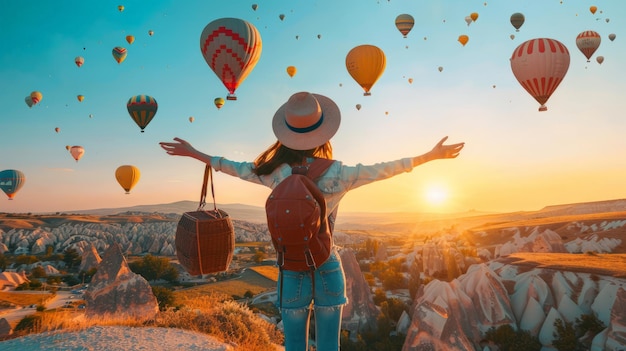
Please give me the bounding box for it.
[278,249,347,351]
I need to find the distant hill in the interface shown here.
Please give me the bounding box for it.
[53,198,626,227]
[66,201,268,223]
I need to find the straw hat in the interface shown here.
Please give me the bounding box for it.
[272,92,341,150]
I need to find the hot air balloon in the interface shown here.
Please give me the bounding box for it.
[458,35,469,46]
[395,14,415,38]
[470,12,479,22]
[252,4,258,11]
[25,96,33,108]
[510,13,525,32]
[596,56,604,64]
[69,145,85,162]
[89,114,93,118]
[286,66,297,77]
[112,47,127,64]
[30,91,42,105]
[279,14,285,21]
[77,95,84,102]
[609,33,616,41]
[214,97,225,109]
[576,30,601,62]
[589,6,597,15]
[118,5,124,12]
[199,18,262,100]
[356,104,361,111]
[65,145,71,151]
[126,35,135,44]
[127,95,158,132]
[75,56,84,67]
[345,44,386,96]
[510,34,515,40]
[148,30,154,36]
[189,116,194,123]
[115,165,140,194]
[464,16,472,26]
[510,38,570,111]
[408,78,413,83]
[0,169,25,200]
[55,127,60,133]
[317,34,321,39]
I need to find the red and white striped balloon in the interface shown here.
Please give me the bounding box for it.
[510,38,570,112]
[576,30,601,62]
[199,18,262,100]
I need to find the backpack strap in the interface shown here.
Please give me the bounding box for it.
[304,158,335,180]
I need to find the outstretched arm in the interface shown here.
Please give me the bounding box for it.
[159,137,213,165]
[411,136,464,167]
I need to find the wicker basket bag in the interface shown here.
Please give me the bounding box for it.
[175,165,235,275]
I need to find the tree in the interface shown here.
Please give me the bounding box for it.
[63,248,81,269]
[0,253,7,270]
[30,266,47,278]
[381,270,406,290]
[152,286,177,311]
[15,254,38,266]
[485,325,541,351]
[553,318,579,351]
[253,250,267,263]
[129,255,178,282]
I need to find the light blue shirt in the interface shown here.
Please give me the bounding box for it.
[210,156,415,218]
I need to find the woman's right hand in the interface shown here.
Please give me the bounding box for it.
[159,137,198,157]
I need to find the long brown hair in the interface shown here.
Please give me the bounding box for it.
[253,141,333,176]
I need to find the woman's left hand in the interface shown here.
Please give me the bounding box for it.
[429,136,465,160]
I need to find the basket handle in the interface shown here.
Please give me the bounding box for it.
[199,164,217,212]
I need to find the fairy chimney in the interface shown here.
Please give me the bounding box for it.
[83,243,158,321]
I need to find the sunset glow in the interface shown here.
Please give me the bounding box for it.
[1,1,625,214]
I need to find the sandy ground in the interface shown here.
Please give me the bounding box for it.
[0,326,234,351]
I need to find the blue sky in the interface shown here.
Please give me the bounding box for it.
[1,0,625,214]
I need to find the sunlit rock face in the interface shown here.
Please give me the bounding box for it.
[79,243,102,272]
[339,248,379,337]
[403,261,626,351]
[404,279,481,351]
[606,287,626,350]
[458,264,516,334]
[84,243,158,321]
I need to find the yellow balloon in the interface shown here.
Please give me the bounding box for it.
[470,12,479,22]
[345,45,386,96]
[589,6,597,15]
[77,95,84,102]
[286,66,297,77]
[126,35,135,45]
[115,165,140,194]
[214,97,225,109]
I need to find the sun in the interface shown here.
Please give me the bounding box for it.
[424,185,449,206]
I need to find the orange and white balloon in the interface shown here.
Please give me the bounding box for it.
[576,31,601,62]
[510,38,570,111]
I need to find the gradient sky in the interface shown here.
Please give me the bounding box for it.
[1,0,624,215]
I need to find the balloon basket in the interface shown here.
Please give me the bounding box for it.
[363,92,371,96]
[538,105,547,112]
[226,94,237,101]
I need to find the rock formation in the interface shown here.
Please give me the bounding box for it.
[402,260,626,350]
[339,247,380,338]
[83,242,158,321]
[0,318,12,338]
[79,243,102,272]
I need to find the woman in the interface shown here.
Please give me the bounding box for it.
[160,91,464,350]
